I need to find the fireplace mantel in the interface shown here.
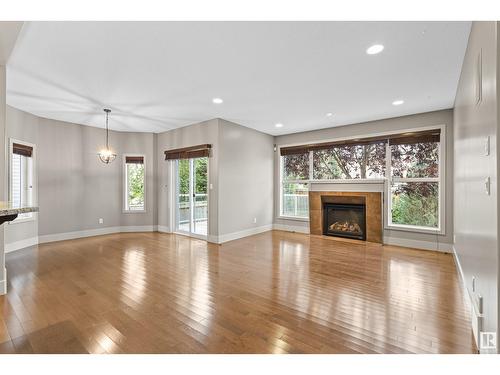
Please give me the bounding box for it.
[308,191,383,243]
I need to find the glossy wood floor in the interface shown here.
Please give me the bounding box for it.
[0,231,476,354]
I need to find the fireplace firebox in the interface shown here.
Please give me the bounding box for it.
[323,203,366,240]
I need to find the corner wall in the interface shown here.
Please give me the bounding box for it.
[4,106,157,248]
[218,119,274,241]
[453,21,498,352]
[156,119,220,238]
[0,65,6,294]
[156,118,274,243]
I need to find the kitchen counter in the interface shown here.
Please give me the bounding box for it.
[0,202,39,225]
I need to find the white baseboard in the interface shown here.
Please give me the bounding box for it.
[453,246,482,353]
[383,236,452,253]
[452,246,467,292]
[215,224,273,244]
[38,226,121,244]
[157,225,170,233]
[37,225,156,245]
[5,236,39,253]
[207,235,219,244]
[0,268,6,295]
[273,223,310,234]
[119,225,156,233]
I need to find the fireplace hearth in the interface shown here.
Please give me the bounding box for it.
[323,202,366,240]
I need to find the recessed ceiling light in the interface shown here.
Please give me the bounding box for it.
[326,113,333,117]
[275,123,284,128]
[212,97,223,104]
[392,100,404,106]
[366,44,384,55]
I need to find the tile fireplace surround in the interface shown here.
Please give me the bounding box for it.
[308,191,383,243]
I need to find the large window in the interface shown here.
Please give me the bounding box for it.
[9,140,34,221]
[279,129,443,232]
[389,138,440,230]
[281,153,309,219]
[312,142,386,179]
[124,155,145,211]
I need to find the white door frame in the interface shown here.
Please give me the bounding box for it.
[172,157,209,240]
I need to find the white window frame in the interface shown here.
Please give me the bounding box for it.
[385,125,445,235]
[8,138,36,224]
[123,154,146,213]
[279,151,311,221]
[277,124,446,234]
[172,157,210,240]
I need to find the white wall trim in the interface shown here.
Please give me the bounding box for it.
[207,235,219,244]
[384,236,452,253]
[215,224,273,244]
[5,236,39,253]
[120,225,155,233]
[452,246,467,293]
[273,223,310,234]
[157,225,170,233]
[452,246,480,353]
[0,268,7,295]
[37,225,156,245]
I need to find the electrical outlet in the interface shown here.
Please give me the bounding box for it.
[253,217,257,224]
[99,218,104,224]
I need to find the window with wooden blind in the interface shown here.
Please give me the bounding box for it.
[9,140,35,222]
[278,127,445,233]
[124,155,145,212]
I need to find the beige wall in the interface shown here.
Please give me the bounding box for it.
[0,65,6,293]
[4,106,156,243]
[218,119,274,237]
[156,119,220,238]
[156,118,274,242]
[274,109,454,249]
[454,21,498,351]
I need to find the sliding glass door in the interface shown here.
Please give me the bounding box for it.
[175,157,208,238]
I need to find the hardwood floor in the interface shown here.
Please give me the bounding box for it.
[0,231,476,354]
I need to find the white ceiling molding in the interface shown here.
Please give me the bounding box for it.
[7,21,471,135]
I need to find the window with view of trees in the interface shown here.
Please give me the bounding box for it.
[10,141,34,221]
[389,140,440,229]
[312,142,386,179]
[279,129,443,232]
[281,153,309,218]
[124,156,145,211]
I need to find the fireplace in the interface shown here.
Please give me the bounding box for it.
[309,192,381,243]
[323,202,366,240]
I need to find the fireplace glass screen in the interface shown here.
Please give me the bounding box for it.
[323,203,366,240]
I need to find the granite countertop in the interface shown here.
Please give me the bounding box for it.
[0,201,39,217]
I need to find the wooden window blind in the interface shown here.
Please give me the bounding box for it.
[12,143,33,157]
[164,144,211,160]
[279,129,440,156]
[125,156,144,164]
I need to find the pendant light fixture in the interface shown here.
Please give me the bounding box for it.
[98,108,117,164]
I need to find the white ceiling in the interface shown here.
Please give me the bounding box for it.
[7,21,471,135]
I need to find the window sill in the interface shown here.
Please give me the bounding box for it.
[277,215,310,222]
[123,210,147,214]
[385,223,444,235]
